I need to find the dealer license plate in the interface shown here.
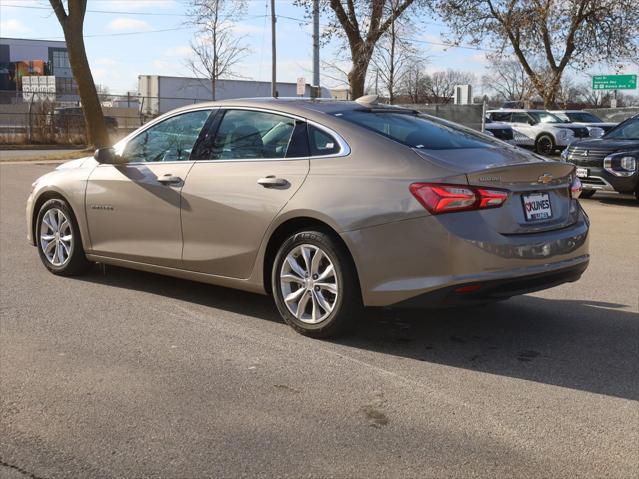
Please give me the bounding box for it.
[523,192,552,221]
[576,168,589,178]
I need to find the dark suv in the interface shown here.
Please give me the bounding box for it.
[562,114,639,200]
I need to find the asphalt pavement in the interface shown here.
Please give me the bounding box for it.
[1,163,638,478]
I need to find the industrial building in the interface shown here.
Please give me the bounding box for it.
[0,37,77,102]
[138,75,331,116]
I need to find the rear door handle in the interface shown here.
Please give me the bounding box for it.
[257,176,289,188]
[157,174,182,185]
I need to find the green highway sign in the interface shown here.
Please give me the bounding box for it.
[592,74,637,90]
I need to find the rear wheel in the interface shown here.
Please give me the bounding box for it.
[535,134,555,155]
[36,198,92,276]
[579,189,596,199]
[272,230,361,338]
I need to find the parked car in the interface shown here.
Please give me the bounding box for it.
[550,110,617,137]
[27,98,590,338]
[561,114,639,200]
[483,117,515,143]
[52,107,118,135]
[487,109,590,155]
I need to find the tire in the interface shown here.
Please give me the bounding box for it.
[36,198,92,276]
[535,134,555,155]
[271,230,361,338]
[579,189,596,199]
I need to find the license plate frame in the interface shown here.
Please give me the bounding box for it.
[522,192,553,221]
[576,167,589,178]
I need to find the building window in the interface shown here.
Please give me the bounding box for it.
[56,77,77,95]
[51,50,70,71]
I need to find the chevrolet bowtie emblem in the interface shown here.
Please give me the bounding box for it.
[538,173,553,184]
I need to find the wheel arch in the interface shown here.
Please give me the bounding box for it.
[31,189,84,249]
[261,216,361,297]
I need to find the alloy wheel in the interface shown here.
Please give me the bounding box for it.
[40,208,73,266]
[279,244,338,324]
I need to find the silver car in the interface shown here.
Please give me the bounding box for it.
[27,99,590,337]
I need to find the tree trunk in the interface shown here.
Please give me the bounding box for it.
[58,5,108,148]
[211,76,216,101]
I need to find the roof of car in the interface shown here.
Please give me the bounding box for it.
[169,97,415,119]
[486,109,550,113]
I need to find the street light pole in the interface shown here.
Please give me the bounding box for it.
[271,0,277,98]
[312,0,320,98]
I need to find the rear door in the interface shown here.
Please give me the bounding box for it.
[180,108,310,278]
[85,108,213,267]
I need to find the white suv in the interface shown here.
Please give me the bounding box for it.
[486,109,590,155]
[549,110,617,138]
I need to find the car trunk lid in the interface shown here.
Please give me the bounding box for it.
[413,147,577,234]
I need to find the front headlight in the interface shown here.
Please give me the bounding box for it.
[557,130,567,140]
[603,153,637,177]
[620,156,636,172]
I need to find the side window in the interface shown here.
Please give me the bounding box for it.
[511,113,530,124]
[123,110,211,163]
[490,112,511,122]
[308,125,341,156]
[207,110,300,160]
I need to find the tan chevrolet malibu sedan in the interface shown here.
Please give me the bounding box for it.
[27,98,589,337]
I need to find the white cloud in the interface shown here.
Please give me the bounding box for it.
[0,18,31,35]
[107,18,153,32]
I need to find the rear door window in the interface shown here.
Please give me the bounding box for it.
[204,110,307,160]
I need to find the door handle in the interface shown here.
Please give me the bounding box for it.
[257,176,289,188]
[157,174,182,185]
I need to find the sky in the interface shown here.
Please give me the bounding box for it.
[1,0,637,96]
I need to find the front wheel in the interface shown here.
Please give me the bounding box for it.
[535,134,555,155]
[272,230,361,338]
[36,198,92,276]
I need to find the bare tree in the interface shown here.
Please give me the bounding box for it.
[398,58,431,103]
[49,0,108,147]
[186,0,250,101]
[370,1,420,104]
[481,57,534,102]
[427,69,475,103]
[578,83,611,108]
[437,0,639,108]
[298,0,426,99]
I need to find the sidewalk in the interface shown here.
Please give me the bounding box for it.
[0,148,92,163]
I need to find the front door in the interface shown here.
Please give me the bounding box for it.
[85,109,213,267]
[180,108,310,278]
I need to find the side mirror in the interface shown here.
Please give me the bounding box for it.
[94,147,116,164]
[527,119,537,126]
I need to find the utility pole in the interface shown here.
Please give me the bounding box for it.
[312,0,320,98]
[271,0,277,98]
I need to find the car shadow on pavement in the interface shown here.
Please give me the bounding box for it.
[80,265,638,402]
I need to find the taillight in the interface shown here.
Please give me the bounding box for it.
[570,176,582,199]
[410,183,508,215]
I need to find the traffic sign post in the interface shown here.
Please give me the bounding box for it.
[592,74,637,91]
[296,77,306,97]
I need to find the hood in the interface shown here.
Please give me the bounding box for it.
[568,138,639,151]
[55,156,95,170]
[412,145,549,174]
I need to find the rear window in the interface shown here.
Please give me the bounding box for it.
[338,110,496,150]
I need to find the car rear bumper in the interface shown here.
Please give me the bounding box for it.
[341,208,590,307]
[393,257,588,308]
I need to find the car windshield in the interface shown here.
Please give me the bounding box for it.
[529,112,566,124]
[336,110,497,150]
[566,112,602,123]
[603,117,639,140]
